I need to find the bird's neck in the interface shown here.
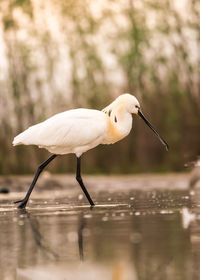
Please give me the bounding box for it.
[113,104,133,135]
[102,103,133,144]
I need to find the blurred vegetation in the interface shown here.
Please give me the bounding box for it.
[0,0,199,174]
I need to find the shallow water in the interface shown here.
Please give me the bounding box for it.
[0,175,200,280]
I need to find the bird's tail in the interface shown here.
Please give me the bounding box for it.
[12,133,24,146]
[12,127,34,146]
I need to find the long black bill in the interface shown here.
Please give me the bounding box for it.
[137,110,169,151]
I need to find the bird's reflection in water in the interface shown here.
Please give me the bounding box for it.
[78,215,86,261]
[17,209,86,262]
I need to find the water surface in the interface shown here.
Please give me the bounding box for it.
[0,175,199,280]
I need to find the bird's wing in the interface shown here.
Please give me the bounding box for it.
[13,109,107,148]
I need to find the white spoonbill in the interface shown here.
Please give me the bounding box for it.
[13,93,168,208]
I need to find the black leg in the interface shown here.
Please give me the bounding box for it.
[76,156,95,207]
[15,154,57,209]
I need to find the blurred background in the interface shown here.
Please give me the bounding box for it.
[0,0,199,175]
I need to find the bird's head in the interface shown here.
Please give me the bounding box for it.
[117,93,169,151]
[117,94,141,114]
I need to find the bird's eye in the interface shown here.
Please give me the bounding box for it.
[135,105,139,109]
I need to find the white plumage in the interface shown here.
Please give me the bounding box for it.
[13,109,107,157]
[13,94,141,156]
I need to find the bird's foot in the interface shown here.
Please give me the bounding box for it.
[14,199,28,209]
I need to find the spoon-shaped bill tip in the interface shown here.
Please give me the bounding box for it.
[165,142,169,152]
[160,137,169,152]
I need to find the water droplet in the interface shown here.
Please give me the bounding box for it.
[160,210,173,214]
[182,207,195,229]
[130,197,135,201]
[102,216,108,222]
[78,194,83,200]
[135,212,140,216]
[20,214,26,218]
[83,214,92,219]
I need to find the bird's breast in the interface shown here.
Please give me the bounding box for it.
[103,116,125,144]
